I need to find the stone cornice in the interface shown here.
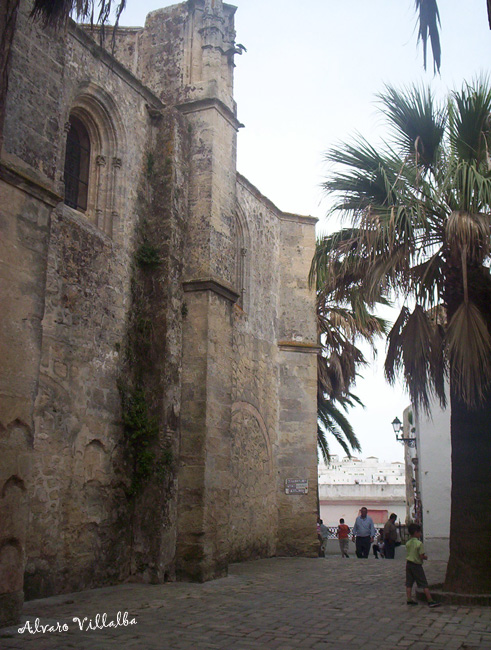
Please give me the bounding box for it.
[69,22,165,111]
[183,277,239,303]
[237,173,317,226]
[278,341,320,354]
[177,98,244,131]
[279,212,318,226]
[0,158,62,207]
[237,173,282,217]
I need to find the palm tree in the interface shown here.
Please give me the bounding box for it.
[313,250,387,463]
[315,79,491,594]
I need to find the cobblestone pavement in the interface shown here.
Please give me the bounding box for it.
[1,555,490,649]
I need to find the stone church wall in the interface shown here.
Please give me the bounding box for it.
[234,175,319,560]
[276,213,319,556]
[0,0,318,625]
[228,176,282,561]
[1,4,71,621]
[1,1,186,605]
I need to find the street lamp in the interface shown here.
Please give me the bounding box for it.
[391,416,417,447]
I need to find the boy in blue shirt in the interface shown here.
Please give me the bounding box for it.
[406,523,441,607]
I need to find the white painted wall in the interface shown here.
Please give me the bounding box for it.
[318,456,406,527]
[415,400,451,562]
[319,502,406,529]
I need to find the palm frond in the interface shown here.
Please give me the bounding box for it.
[317,396,361,463]
[446,161,491,215]
[412,248,445,307]
[446,301,491,406]
[378,84,446,170]
[317,424,331,465]
[445,210,491,265]
[385,305,446,411]
[324,138,403,217]
[415,0,441,73]
[449,78,491,166]
[31,0,126,31]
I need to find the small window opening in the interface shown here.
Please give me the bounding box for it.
[64,116,90,211]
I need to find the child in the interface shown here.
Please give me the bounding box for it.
[337,518,350,558]
[372,529,385,559]
[405,523,441,607]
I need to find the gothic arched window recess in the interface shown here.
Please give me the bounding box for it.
[64,116,90,211]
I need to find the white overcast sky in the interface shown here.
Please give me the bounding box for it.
[117,0,490,462]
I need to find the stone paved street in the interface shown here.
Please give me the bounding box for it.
[1,556,490,649]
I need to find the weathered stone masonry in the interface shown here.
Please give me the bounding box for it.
[0,0,318,626]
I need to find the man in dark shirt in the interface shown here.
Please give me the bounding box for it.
[383,513,398,559]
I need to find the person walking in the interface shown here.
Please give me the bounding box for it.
[337,518,350,558]
[316,517,323,557]
[405,523,441,607]
[352,507,376,558]
[383,513,398,559]
[319,519,329,558]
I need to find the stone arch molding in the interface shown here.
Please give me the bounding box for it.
[229,401,276,559]
[1,475,27,498]
[230,401,273,476]
[62,82,127,238]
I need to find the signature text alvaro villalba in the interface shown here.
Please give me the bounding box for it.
[18,611,137,634]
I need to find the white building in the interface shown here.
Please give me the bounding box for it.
[405,402,451,562]
[318,456,406,528]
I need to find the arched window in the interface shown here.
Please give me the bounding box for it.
[62,85,126,237]
[64,116,90,211]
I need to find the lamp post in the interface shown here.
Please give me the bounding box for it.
[391,416,417,448]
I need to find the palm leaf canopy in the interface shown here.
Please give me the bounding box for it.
[313,225,388,461]
[316,79,491,410]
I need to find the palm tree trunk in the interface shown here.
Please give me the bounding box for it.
[443,262,491,594]
[444,390,491,593]
[0,0,20,149]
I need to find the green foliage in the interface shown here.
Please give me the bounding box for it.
[155,447,173,480]
[146,152,155,178]
[313,235,387,462]
[317,394,362,464]
[120,385,159,496]
[119,384,174,496]
[117,151,176,497]
[136,242,161,269]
